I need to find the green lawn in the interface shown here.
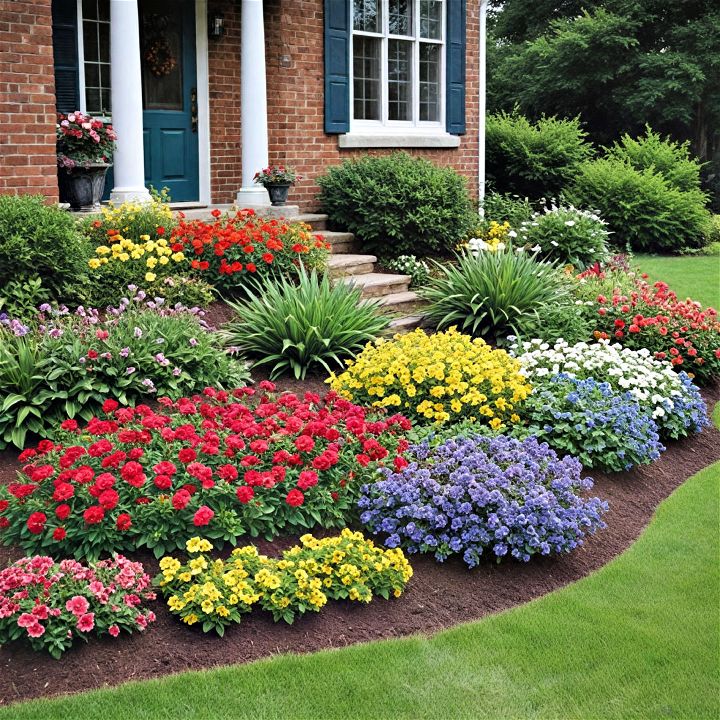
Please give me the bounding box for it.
[6,442,719,718]
[635,253,720,309]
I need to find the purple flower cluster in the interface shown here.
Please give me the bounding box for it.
[358,434,608,567]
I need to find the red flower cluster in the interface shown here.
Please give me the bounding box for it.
[590,278,720,384]
[0,385,412,560]
[169,210,330,292]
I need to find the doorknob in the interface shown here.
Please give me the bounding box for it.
[191,87,198,133]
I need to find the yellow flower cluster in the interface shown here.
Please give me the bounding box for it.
[328,327,532,426]
[156,530,413,634]
[88,235,185,282]
[94,197,174,238]
[458,221,511,252]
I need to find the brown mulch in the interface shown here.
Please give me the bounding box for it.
[0,381,718,706]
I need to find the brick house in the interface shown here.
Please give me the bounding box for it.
[0,0,479,212]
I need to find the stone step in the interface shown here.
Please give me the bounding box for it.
[339,272,411,298]
[295,213,328,231]
[376,289,428,314]
[328,254,377,278]
[316,230,361,254]
[387,314,428,334]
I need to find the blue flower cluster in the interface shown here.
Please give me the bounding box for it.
[661,371,709,440]
[358,434,608,567]
[519,374,665,472]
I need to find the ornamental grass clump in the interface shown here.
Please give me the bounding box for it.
[512,338,709,440]
[221,267,389,379]
[0,555,155,658]
[420,247,572,343]
[156,530,412,633]
[518,374,665,472]
[0,386,411,560]
[358,434,607,567]
[328,327,532,427]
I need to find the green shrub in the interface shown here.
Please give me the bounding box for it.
[220,268,389,379]
[606,128,703,193]
[516,204,610,268]
[486,112,593,199]
[480,192,534,227]
[570,158,710,252]
[515,299,596,345]
[383,255,430,288]
[317,153,475,257]
[420,248,572,344]
[0,195,90,311]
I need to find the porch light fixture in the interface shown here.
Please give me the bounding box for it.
[209,12,224,38]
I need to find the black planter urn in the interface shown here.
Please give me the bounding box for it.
[264,182,292,206]
[58,163,111,211]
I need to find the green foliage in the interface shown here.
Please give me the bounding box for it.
[420,249,572,344]
[570,157,710,252]
[317,153,475,257]
[515,299,596,345]
[0,277,50,319]
[0,195,90,309]
[486,112,593,199]
[220,268,389,380]
[516,204,610,268]
[607,127,704,193]
[480,192,534,227]
[383,255,430,289]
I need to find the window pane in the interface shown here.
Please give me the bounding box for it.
[353,0,380,33]
[97,0,110,22]
[85,87,101,114]
[82,0,98,21]
[98,21,110,63]
[83,21,99,62]
[84,62,100,88]
[419,43,440,121]
[388,39,412,121]
[388,0,412,36]
[420,0,442,40]
[353,36,381,120]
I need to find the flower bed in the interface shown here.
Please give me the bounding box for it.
[358,434,607,567]
[512,338,708,439]
[169,210,330,293]
[328,327,532,427]
[0,386,411,560]
[0,554,155,657]
[156,530,412,633]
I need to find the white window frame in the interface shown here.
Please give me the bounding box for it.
[350,0,446,135]
[76,0,112,120]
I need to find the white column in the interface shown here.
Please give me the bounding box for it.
[236,0,271,206]
[110,0,150,203]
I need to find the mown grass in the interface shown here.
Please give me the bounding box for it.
[5,448,719,718]
[635,253,720,309]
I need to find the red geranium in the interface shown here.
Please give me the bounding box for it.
[193,505,214,526]
[27,512,47,535]
[286,489,305,507]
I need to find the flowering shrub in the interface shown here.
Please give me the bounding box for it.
[585,278,720,384]
[156,530,412,633]
[0,387,411,560]
[0,296,248,449]
[462,220,512,254]
[358,434,607,567]
[513,339,708,439]
[384,255,430,288]
[253,165,300,186]
[56,111,116,168]
[516,204,610,268]
[0,555,155,657]
[328,327,532,427]
[518,374,664,471]
[169,210,329,293]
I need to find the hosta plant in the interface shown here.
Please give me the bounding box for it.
[0,386,411,560]
[156,530,412,633]
[512,338,708,439]
[0,555,155,658]
[328,327,532,427]
[420,248,572,344]
[359,434,607,567]
[221,267,389,379]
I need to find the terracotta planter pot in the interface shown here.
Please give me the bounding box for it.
[58,163,111,211]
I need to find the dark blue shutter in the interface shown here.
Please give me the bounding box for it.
[52,0,80,113]
[446,0,466,135]
[324,0,350,133]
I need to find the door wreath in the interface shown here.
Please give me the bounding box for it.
[144,36,177,77]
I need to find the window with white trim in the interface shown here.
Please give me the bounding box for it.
[79,0,111,115]
[352,0,444,130]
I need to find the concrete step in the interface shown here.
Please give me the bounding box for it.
[328,254,377,278]
[387,314,429,334]
[339,272,411,298]
[316,230,361,254]
[376,290,428,314]
[296,213,328,231]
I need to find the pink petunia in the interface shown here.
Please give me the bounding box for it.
[76,612,95,632]
[65,595,90,616]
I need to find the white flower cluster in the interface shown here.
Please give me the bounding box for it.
[516,203,609,244]
[511,338,685,419]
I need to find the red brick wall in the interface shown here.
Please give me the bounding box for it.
[208,0,479,211]
[0,1,58,201]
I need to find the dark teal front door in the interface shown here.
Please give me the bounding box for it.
[139,0,199,202]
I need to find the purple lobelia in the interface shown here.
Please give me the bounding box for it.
[358,434,608,568]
